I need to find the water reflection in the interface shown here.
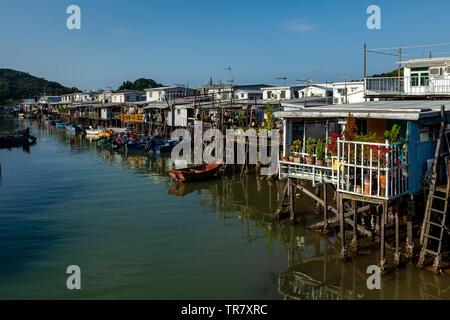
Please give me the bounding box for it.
[3,117,450,300]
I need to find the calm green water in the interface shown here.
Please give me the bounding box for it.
[1,116,450,300]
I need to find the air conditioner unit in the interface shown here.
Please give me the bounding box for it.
[429,67,442,76]
[444,66,450,74]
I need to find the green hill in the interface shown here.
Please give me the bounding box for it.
[118,78,164,91]
[0,69,80,104]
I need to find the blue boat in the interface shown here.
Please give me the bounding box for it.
[125,142,147,151]
[56,122,66,129]
[65,124,81,133]
[152,140,179,154]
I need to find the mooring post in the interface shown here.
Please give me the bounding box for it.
[406,196,415,258]
[351,200,359,252]
[314,185,321,215]
[380,201,387,273]
[394,201,400,266]
[323,184,328,232]
[289,179,296,224]
[339,193,347,261]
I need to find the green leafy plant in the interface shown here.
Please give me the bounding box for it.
[316,139,325,160]
[291,139,302,152]
[264,104,274,131]
[306,137,316,156]
[384,124,401,143]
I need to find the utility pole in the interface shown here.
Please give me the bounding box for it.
[364,43,367,102]
[398,48,402,93]
[343,77,348,104]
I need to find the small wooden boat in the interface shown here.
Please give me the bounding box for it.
[167,163,221,182]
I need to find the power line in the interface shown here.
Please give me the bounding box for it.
[369,41,450,51]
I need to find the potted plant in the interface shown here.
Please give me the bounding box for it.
[305,137,316,165]
[316,139,325,166]
[327,133,342,169]
[371,145,389,191]
[291,139,302,163]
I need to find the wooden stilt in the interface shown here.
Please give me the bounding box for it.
[339,193,347,261]
[289,179,296,224]
[380,201,387,273]
[323,184,328,232]
[394,201,401,266]
[314,185,321,215]
[351,200,359,252]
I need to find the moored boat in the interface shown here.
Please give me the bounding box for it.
[85,128,103,136]
[167,163,221,182]
[65,124,81,132]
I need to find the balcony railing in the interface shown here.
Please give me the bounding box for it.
[279,154,338,186]
[336,139,408,200]
[365,76,450,96]
[278,140,409,200]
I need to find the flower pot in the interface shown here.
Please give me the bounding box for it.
[327,158,333,167]
[363,182,371,195]
[316,159,324,166]
[289,155,294,162]
[294,156,301,163]
[378,174,387,189]
[354,185,362,194]
[305,156,314,165]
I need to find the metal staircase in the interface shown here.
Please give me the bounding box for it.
[418,106,450,273]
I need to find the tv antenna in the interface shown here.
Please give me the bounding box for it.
[296,79,312,86]
[224,67,234,84]
[276,77,287,86]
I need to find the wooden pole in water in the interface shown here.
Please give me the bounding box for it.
[351,200,358,252]
[315,185,321,215]
[323,184,328,231]
[380,201,387,273]
[339,193,347,261]
[394,201,400,266]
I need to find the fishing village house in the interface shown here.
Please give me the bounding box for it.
[365,57,450,98]
[73,92,92,102]
[298,84,333,99]
[275,55,450,274]
[332,81,368,104]
[145,86,196,103]
[262,85,304,101]
[111,90,145,103]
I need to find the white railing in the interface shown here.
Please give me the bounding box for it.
[337,139,408,200]
[365,76,450,95]
[278,158,337,186]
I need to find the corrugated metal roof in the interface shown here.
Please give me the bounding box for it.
[275,100,450,120]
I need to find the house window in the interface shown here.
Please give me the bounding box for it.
[411,74,419,87]
[177,109,181,115]
[421,73,429,86]
[280,91,286,99]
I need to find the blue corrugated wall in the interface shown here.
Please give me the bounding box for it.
[407,121,437,194]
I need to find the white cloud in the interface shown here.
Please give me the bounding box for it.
[281,19,316,33]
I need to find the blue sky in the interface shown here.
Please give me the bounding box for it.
[1,0,450,91]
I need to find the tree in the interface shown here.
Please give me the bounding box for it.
[117,78,163,91]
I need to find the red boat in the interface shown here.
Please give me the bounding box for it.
[167,163,221,182]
